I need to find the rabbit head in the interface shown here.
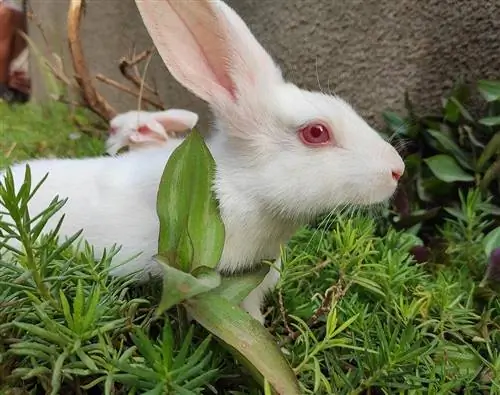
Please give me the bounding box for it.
[136,0,405,222]
[106,109,198,155]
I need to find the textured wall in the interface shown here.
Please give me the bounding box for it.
[28,0,500,129]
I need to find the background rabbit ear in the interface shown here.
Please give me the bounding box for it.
[135,0,283,107]
[129,124,168,144]
[151,109,199,132]
[135,0,237,104]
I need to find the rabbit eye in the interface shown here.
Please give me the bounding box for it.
[298,123,331,146]
[109,126,117,135]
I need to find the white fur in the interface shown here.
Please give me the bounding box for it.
[0,0,404,324]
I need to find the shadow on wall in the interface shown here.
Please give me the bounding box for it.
[28,0,500,128]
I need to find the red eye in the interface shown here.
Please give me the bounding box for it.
[298,123,331,146]
[109,126,117,135]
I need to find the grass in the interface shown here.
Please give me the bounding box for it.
[0,102,105,168]
[1,101,499,394]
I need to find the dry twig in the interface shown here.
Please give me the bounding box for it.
[95,74,164,109]
[67,0,116,121]
[119,48,158,95]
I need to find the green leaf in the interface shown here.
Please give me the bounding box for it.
[172,326,195,371]
[185,293,301,395]
[479,116,500,126]
[478,80,500,102]
[483,227,500,258]
[130,327,162,371]
[157,262,221,314]
[156,130,225,272]
[477,132,500,170]
[215,264,271,304]
[424,154,475,183]
[461,125,485,149]
[424,129,473,170]
[161,320,175,371]
[382,111,409,137]
[51,350,68,395]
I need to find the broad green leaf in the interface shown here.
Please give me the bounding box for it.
[479,116,500,126]
[185,293,301,395]
[215,265,271,304]
[478,80,500,102]
[424,155,474,183]
[424,129,473,170]
[483,227,500,258]
[156,130,225,272]
[157,261,221,314]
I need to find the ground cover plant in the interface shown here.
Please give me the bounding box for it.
[381,80,500,265]
[0,77,500,394]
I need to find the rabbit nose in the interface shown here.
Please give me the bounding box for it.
[391,170,402,181]
[391,161,405,182]
[387,145,405,182]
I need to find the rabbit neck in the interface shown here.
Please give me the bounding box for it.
[205,131,301,274]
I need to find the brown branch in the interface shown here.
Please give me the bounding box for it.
[95,74,164,110]
[278,287,296,339]
[67,0,116,121]
[118,48,159,96]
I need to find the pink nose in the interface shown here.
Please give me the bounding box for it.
[392,170,402,181]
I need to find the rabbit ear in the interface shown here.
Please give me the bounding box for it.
[135,0,236,103]
[129,124,168,144]
[151,109,199,132]
[135,0,282,106]
[214,1,283,87]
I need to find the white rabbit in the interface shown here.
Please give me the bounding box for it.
[105,109,199,155]
[0,0,405,324]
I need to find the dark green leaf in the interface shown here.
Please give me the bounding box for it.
[483,227,500,257]
[477,132,500,170]
[424,129,473,170]
[156,130,225,272]
[479,116,500,126]
[478,80,500,102]
[424,154,475,183]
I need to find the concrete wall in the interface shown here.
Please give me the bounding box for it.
[27,0,500,129]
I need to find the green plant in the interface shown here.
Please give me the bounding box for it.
[382,80,500,245]
[0,165,220,394]
[153,130,301,394]
[266,192,500,394]
[0,101,105,168]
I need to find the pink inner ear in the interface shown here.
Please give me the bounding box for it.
[158,118,194,132]
[138,125,152,134]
